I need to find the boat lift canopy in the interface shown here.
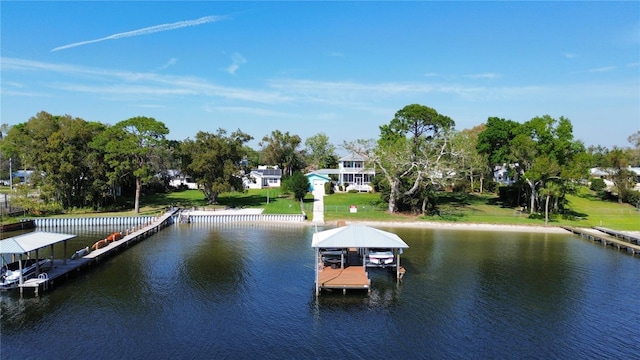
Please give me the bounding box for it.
[312,224,409,296]
[312,224,409,249]
[0,232,76,255]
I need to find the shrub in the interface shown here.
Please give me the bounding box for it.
[324,181,334,195]
[589,178,606,192]
[623,189,640,207]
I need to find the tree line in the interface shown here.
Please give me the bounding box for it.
[345,104,639,222]
[0,112,338,213]
[1,108,638,218]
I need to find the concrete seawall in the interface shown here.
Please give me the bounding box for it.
[32,216,157,229]
[31,211,305,229]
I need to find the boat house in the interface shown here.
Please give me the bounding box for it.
[1,232,77,291]
[311,224,409,295]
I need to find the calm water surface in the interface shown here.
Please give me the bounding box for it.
[1,223,639,359]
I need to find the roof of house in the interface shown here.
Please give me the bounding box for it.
[308,169,340,176]
[338,153,368,162]
[311,224,409,249]
[0,232,77,255]
[250,168,282,177]
[305,172,331,181]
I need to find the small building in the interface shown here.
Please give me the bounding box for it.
[245,166,282,189]
[311,224,409,295]
[305,172,331,192]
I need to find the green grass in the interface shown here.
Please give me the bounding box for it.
[5,186,639,231]
[141,188,305,215]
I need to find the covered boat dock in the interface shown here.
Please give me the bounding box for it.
[311,224,409,295]
[0,232,79,294]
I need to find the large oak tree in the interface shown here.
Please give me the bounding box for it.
[92,116,169,213]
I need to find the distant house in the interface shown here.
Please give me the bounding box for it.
[11,170,36,184]
[493,164,517,185]
[245,166,282,189]
[590,166,640,190]
[166,170,198,189]
[305,173,331,193]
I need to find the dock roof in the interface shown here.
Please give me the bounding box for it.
[0,232,76,255]
[311,224,409,249]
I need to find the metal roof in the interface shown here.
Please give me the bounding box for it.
[311,224,409,249]
[0,232,77,255]
[339,153,368,162]
[251,168,282,177]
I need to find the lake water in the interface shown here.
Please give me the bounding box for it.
[1,223,639,359]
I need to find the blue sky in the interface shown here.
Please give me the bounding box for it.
[1,1,638,151]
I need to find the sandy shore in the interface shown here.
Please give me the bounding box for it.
[338,220,569,234]
[180,208,573,234]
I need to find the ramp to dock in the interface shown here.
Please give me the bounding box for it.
[562,226,640,255]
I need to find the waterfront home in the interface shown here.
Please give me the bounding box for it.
[245,166,282,189]
[167,170,198,190]
[305,153,375,192]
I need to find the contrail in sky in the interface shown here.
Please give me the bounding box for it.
[51,15,226,52]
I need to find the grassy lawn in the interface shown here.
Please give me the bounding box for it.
[4,186,639,231]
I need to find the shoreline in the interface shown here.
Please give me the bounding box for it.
[336,220,569,234]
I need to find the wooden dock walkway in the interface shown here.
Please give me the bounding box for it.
[317,266,371,294]
[18,208,179,295]
[561,226,640,255]
[592,227,640,245]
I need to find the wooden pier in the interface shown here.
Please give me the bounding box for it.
[561,226,640,255]
[317,266,371,294]
[592,227,640,245]
[17,208,179,295]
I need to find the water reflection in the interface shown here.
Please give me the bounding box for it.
[1,223,639,359]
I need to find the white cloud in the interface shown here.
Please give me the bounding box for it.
[225,53,247,75]
[465,73,502,80]
[588,66,617,73]
[563,52,579,59]
[156,58,178,71]
[51,15,227,52]
[204,105,291,117]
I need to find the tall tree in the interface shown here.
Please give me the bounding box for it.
[628,130,640,166]
[605,146,632,204]
[304,132,338,170]
[92,116,169,213]
[260,130,304,176]
[476,117,521,173]
[346,104,456,213]
[451,124,489,193]
[1,112,107,209]
[180,129,253,204]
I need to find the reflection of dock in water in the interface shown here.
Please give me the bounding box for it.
[2,208,179,296]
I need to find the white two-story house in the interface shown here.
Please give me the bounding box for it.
[306,153,375,192]
[338,154,375,192]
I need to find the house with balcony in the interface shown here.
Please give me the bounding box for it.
[306,153,375,192]
[338,154,375,192]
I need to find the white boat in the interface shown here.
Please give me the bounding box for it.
[368,249,394,265]
[0,259,52,290]
[70,247,90,260]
